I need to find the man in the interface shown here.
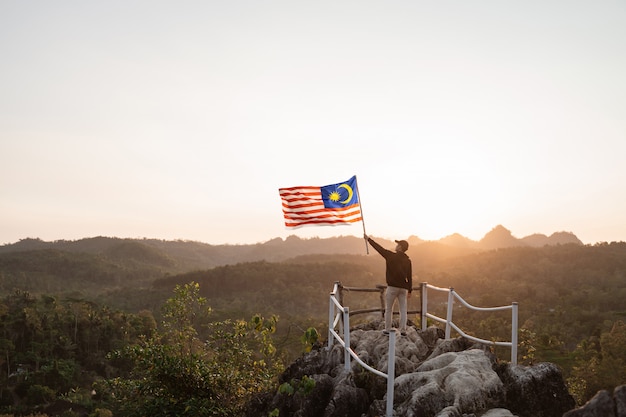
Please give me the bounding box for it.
[364,234,413,336]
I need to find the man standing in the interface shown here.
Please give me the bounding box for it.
[364,234,413,335]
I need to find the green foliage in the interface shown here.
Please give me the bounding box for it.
[0,247,170,297]
[90,409,113,417]
[298,375,316,396]
[161,282,211,356]
[0,414,50,417]
[567,320,626,405]
[277,376,316,397]
[0,290,154,414]
[518,327,537,365]
[97,282,283,417]
[274,376,316,414]
[3,238,626,409]
[26,385,55,405]
[301,327,320,353]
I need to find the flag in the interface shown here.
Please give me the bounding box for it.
[279,176,362,228]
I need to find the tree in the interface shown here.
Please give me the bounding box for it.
[161,282,211,357]
[98,281,283,417]
[567,321,626,405]
[597,321,626,388]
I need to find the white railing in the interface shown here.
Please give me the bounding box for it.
[327,281,519,416]
[420,282,518,365]
[328,282,396,417]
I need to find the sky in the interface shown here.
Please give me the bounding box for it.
[1,1,625,246]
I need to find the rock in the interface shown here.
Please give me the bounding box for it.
[616,385,626,417]
[322,372,370,417]
[496,361,575,417]
[294,374,335,417]
[481,409,517,417]
[562,389,615,417]
[392,349,505,416]
[245,321,580,417]
[420,325,446,348]
[349,326,430,376]
[425,335,481,361]
[561,386,626,417]
[265,373,334,417]
[279,342,344,383]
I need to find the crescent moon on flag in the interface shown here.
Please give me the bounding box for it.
[338,183,354,204]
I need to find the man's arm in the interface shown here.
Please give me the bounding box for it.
[364,234,387,257]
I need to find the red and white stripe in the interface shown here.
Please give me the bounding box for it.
[278,185,362,228]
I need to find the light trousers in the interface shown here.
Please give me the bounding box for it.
[385,286,408,331]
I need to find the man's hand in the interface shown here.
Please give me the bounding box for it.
[408,291,412,298]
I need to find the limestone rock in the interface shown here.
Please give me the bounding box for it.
[616,385,626,417]
[563,385,626,417]
[322,372,370,417]
[562,389,615,417]
[245,320,580,417]
[393,349,505,416]
[481,409,517,417]
[496,361,575,417]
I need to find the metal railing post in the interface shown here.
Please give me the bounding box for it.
[445,288,455,339]
[386,330,396,417]
[377,284,386,319]
[343,306,351,370]
[338,282,344,306]
[328,293,334,349]
[511,302,518,365]
[421,282,428,331]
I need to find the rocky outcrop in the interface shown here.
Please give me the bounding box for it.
[246,320,576,417]
[497,361,575,417]
[563,385,626,417]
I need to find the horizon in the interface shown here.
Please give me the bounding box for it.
[3,224,613,248]
[2,2,625,247]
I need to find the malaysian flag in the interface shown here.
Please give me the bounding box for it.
[279,176,363,228]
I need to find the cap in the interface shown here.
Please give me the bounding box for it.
[395,239,409,252]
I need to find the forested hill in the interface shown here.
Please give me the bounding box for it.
[1,233,625,403]
[0,233,619,327]
[0,224,583,269]
[149,241,626,404]
[0,227,590,302]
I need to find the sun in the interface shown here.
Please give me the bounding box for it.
[328,190,341,202]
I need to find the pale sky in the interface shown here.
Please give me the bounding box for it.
[1,1,625,246]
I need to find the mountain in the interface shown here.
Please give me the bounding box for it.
[0,226,585,273]
[439,225,583,250]
[0,227,586,299]
[478,225,583,249]
[521,231,583,247]
[439,233,477,248]
[479,225,523,249]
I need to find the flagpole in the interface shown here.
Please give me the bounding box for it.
[354,175,369,254]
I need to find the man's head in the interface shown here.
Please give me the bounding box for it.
[395,239,409,252]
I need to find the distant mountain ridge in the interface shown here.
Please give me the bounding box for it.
[417,224,582,250]
[478,225,582,249]
[0,225,583,271]
[2,224,582,252]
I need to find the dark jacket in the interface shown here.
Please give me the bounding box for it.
[367,237,412,292]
